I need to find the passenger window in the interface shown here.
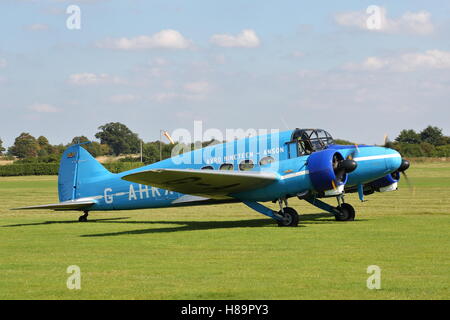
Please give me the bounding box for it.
[201,166,214,170]
[239,160,254,171]
[219,163,234,170]
[259,156,275,166]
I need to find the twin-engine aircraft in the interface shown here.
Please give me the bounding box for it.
[14,128,410,227]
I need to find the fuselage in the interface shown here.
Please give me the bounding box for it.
[75,129,401,211]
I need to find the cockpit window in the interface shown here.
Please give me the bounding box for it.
[292,128,334,155]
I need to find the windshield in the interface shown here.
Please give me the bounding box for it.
[293,129,334,155]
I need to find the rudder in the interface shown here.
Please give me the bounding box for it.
[58,144,113,202]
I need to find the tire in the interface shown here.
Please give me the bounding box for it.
[78,212,88,222]
[335,203,355,221]
[277,207,299,227]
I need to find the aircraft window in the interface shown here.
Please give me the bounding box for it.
[317,130,327,139]
[311,139,324,150]
[293,128,336,154]
[259,156,275,166]
[219,163,234,170]
[201,165,214,170]
[239,159,254,171]
[325,131,334,144]
[300,131,314,154]
[298,140,311,155]
[297,141,307,156]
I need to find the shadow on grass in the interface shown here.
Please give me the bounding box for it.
[1,217,130,228]
[81,213,365,237]
[82,218,279,237]
[2,212,367,237]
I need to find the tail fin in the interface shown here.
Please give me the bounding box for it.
[58,144,113,202]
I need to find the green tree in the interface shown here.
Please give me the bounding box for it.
[70,136,110,158]
[420,126,445,146]
[142,142,160,164]
[8,133,39,159]
[36,135,54,157]
[95,122,140,156]
[435,145,450,157]
[419,142,436,157]
[395,129,421,144]
[333,139,355,146]
[0,138,5,155]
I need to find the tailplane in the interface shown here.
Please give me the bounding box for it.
[12,143,111,211]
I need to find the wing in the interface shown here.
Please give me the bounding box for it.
[12,199,95,211]
[122,169,278,199]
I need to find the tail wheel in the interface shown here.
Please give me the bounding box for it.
[78,211,89,222]
[335,203,355,221]
[277,207,299,227]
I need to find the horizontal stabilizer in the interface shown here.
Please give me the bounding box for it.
[122,169,278,199]
[11,199,95,211]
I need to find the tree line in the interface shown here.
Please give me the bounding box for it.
[1,124,449,165]
[0,122,212,165]
[387,125,450,157]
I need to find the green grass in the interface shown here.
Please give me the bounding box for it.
[0,163,449,300]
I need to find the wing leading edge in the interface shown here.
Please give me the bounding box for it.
[122,169,279,199]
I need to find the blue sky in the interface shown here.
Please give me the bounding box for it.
[1,0,450,147]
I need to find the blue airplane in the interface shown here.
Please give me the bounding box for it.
[14,128,410,227]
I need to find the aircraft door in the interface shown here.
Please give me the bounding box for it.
[286,141,298,159]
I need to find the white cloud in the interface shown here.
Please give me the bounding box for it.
[97,29,192,50]
[29,103,61,113]
[150,87,210,103]
[26,24,49,31]
[68,73,124,85]
[150,92,181,103]
[344,50,450,72]
[334,8,434,35]
[210,29,260,48]
[108,94,140,104]
[183,81,211,94]
[150,92,205,103]
[334,11,368,30]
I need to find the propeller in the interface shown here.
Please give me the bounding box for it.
[397,158,412,188]
[332,154,357,189]
[383,134,389,146]
[346,144,360,160]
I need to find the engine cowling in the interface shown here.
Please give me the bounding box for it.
[307,149,357,195]
[368,172,400,192]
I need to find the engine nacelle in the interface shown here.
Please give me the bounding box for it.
[368,172,400,192]
[307,149,349,194]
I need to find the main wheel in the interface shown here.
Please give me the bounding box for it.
[277,207,299,227]
[335,203,355,221]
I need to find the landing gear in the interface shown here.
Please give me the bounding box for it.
[78,211,89,222]
[335,203,355,221]
[276,199,299,227]
[304,195,356,222]
[242,199,300,227]
[277,207,299,227]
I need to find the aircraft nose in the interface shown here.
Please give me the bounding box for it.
[384,148,402,172]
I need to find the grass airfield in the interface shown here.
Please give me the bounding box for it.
[0,162,449,299]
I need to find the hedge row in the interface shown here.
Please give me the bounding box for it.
[0,162,143,176]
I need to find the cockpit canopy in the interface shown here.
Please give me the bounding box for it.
[291,128,334,155]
